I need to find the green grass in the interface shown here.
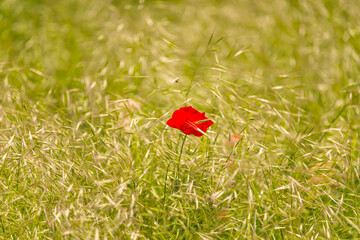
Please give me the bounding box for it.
[1,0,360,239]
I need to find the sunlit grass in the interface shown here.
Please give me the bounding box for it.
[0,0,360,239]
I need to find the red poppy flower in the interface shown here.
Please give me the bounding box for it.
[167,106,214,137]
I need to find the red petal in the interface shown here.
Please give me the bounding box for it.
[173,106,205,123]
[192,130,204,137]
[197,119,214,132]
[167,106,214,137]
[179,121,195,135]
[166,118,182,129]
[180,120,204,137]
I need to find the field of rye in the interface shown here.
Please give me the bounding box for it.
[0,0,360,239]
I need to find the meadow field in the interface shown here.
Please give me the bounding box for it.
[1,0,360,239]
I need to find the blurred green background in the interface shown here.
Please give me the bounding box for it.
[1,0,360,239]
